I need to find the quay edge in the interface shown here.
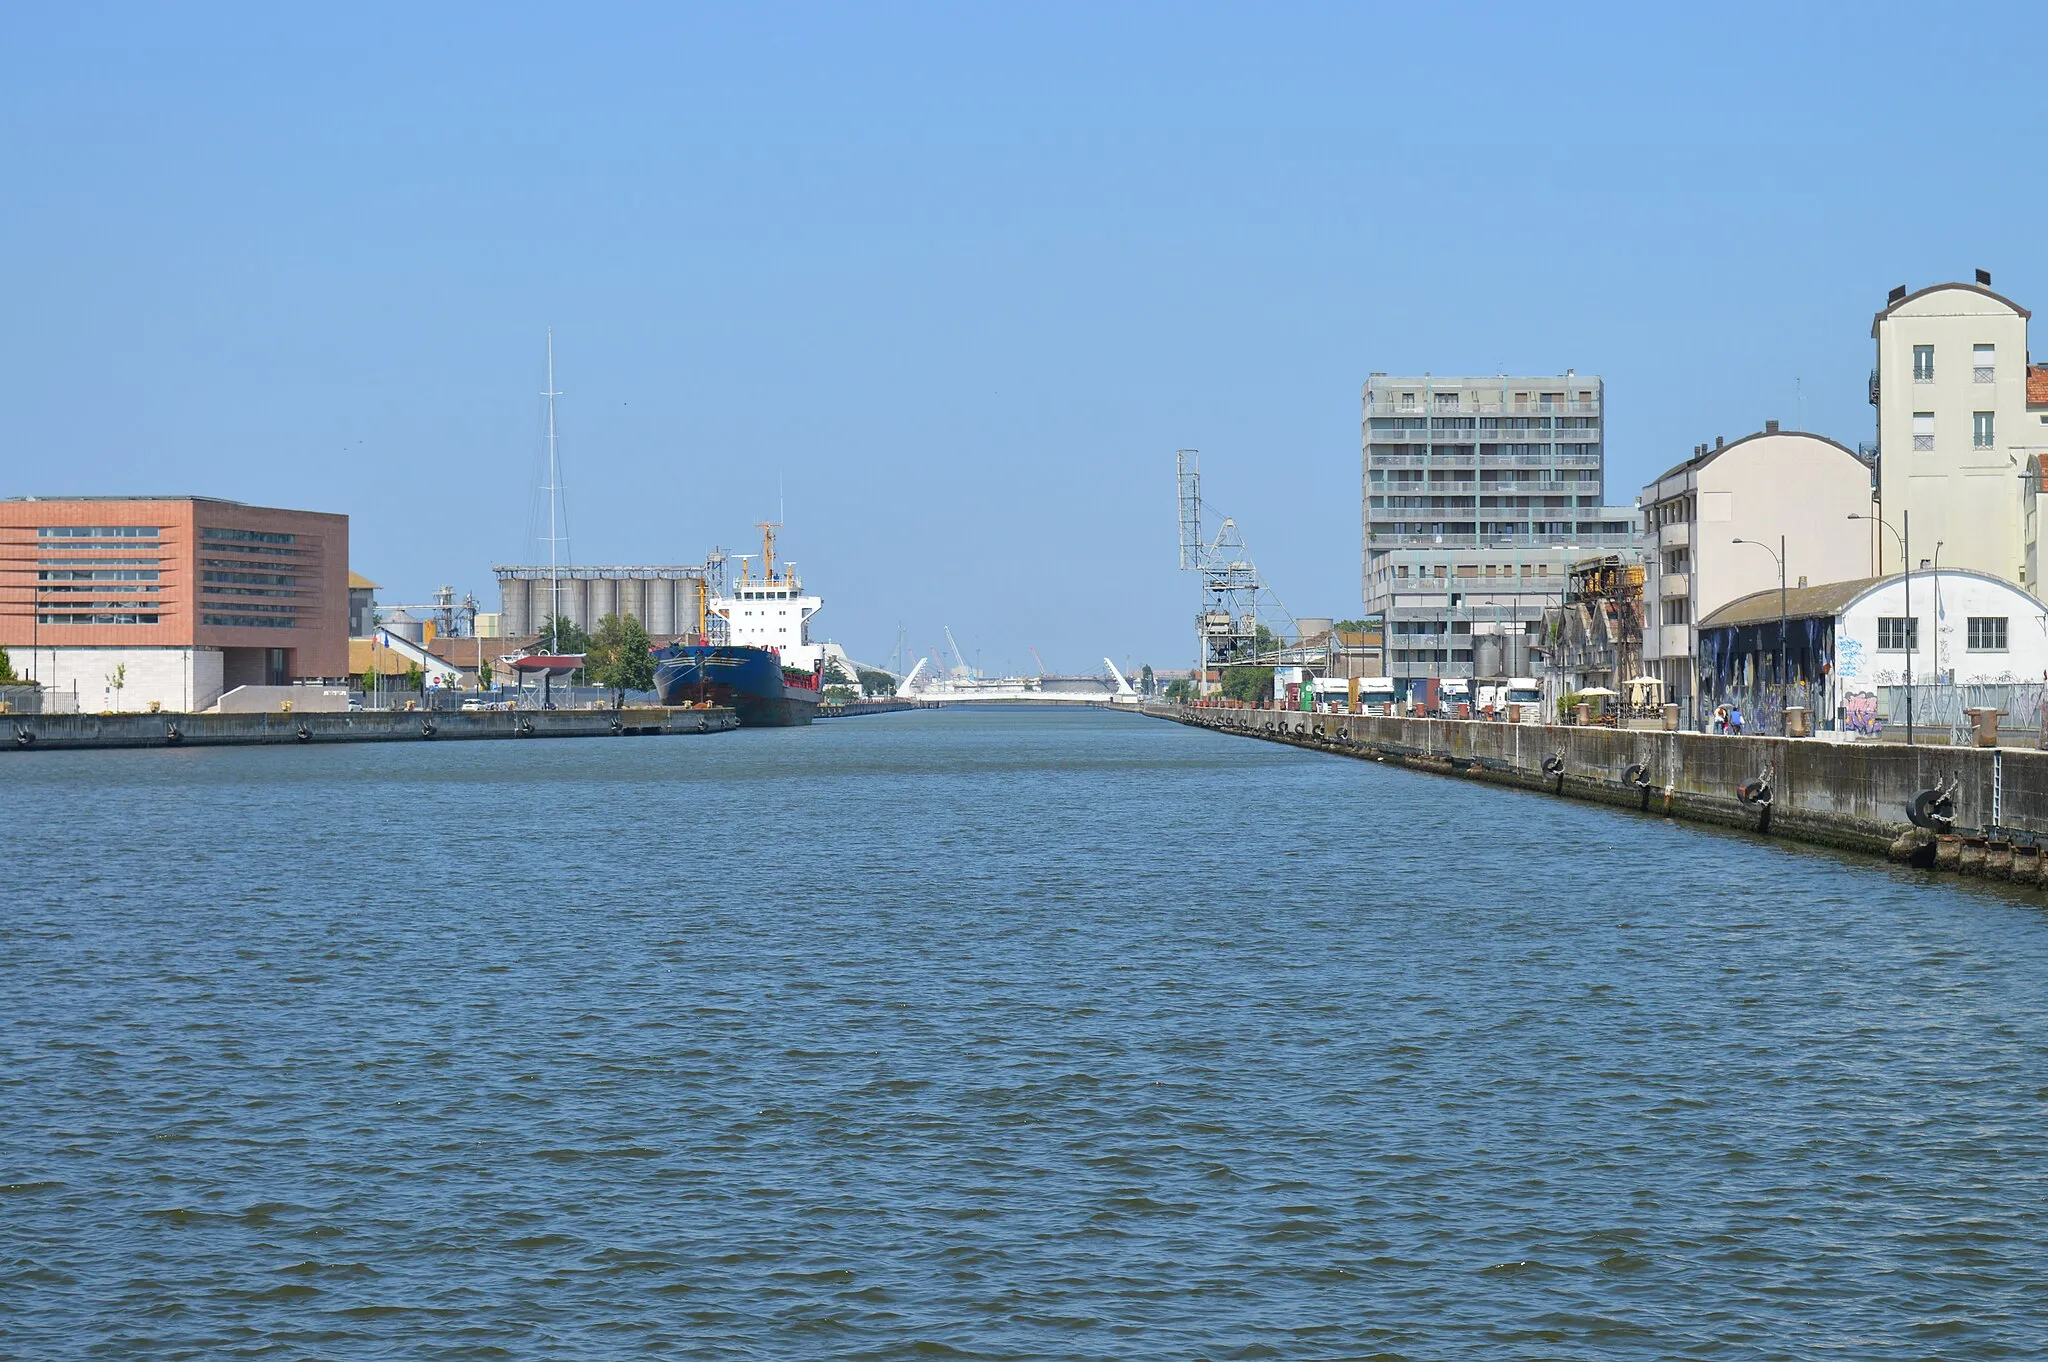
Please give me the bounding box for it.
[1147,702,2048,864]
[3,706,739,752]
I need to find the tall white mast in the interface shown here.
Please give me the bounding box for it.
[543,328,563,648]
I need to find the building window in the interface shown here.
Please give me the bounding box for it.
[37,525,159,539]
[1974,344,1995,383]
[1878,617,1919,651]
[1913,345,1934,382]
[1912,412,1934,451]
[1974,411,1996,450]
[202,526,297,545]
[1662,599,1690,625]
[1434,392,1458,411]
[1967,616,2008,651]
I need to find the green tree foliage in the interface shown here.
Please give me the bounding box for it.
[857,668,896,697]
[823,686,859,702]
[478,655,494,690]
[821,658,855,687]
[403,662,425,692]
[1220,665,1274,704]
[1162,677,1194,703]
[1334,619,1370,633]
[538,615,592,655]
[0,646,17,685]
[585,613,656,705]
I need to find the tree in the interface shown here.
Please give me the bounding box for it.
[822,658,855,687]
[106,663,128,711]
[1163,677,1194,703]
[0,646,16,685]
[478,655,494,690]
[585,613,655,705]
[823,685,859,702]
[538,615,591,656]
[1220,664,1274,704]
[857,668,896,697]
[403,662,425,693]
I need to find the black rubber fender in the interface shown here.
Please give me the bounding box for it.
[421,719,437,739]
[1908,789,1955,830]
[1738,779,1773,807]
[295,724,313,743]
[610,717,624,735]
[519,718,536,737]
[165,723,182,744]
[1622,761,1650,787]
[1541,755,1565,778]
[14,726,34,747]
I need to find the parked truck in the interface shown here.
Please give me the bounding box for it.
[1476,676,1544,721]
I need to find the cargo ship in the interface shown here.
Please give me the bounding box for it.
[651,643,821,726]
[651,522,825,727]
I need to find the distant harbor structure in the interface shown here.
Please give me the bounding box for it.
[492,564,715,639]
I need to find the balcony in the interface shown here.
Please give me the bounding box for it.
[1975,367,1996,383]
[1658,521,1690,549]
[1659,572,1690,598]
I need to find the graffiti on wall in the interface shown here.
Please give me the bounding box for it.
[1844,691,1882,736]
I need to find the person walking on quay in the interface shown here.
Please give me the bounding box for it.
[1729,703,1745,735]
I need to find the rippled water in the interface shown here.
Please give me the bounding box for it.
[5,708,2048,1358]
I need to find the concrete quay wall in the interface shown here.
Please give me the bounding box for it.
[4,706,739,753]
[1150,704,2048,856]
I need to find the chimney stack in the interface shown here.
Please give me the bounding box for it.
[1977,268,1993,286]
[1715,435,1725,450]
[1888,284,1908,304]
[1765,419,1780,434]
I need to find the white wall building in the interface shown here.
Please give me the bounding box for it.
[1870,275,2042,582]
[1640,425,1873,719]
[1697,569,2048,732]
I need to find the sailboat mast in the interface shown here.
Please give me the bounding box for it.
[545,329,560,649]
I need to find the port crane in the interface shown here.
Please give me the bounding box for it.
[1176,449,1296,690]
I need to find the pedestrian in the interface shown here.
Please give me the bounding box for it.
[1712,705,1728,734]
[1729,704,1745,735]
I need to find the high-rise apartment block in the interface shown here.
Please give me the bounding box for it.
[1361,372,1638,685]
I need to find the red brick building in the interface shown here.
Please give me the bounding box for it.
[0,496,349,712]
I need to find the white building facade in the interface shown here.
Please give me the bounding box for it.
[1870,276,2043,581]
[1640,426,1874,721]
[1697,569,2048,734]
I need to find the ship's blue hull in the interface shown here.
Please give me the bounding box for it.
[652,645,820,727]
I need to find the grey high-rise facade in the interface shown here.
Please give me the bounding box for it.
[1360,372,1640,688]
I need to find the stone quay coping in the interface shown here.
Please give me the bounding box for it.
[4,706,739,752]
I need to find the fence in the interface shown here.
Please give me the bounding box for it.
[1878,683,2047,745]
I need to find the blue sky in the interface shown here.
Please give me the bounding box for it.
[5,4,2044,675]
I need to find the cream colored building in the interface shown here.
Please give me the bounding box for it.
[1639,426,1873,720]
[1870,276,2036,581]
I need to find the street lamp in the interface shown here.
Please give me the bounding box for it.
[1731,535,1787,730]
[1848,509,1912,745]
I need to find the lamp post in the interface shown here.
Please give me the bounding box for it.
[1731,535,1787,731]
[1849,510,1912,745]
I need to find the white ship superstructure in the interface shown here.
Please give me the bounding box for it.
[710,522,857,682]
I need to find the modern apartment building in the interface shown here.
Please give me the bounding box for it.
[1869,273,2042,581]
[1360,372,1638,685]
[0,496,349,712]
[1638,427,1872,719]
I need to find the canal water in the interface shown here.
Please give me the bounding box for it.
[5,708,2047,1358]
